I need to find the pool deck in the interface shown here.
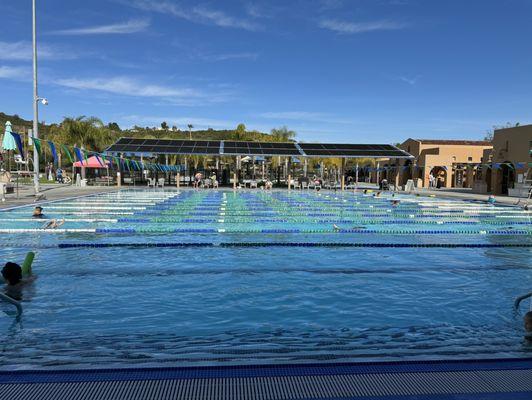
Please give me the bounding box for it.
[0,183,528,211]
[1,358,531,400]
[0,184,118,210]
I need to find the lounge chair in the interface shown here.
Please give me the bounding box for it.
[157,178,165,188]
[147,178,156,188]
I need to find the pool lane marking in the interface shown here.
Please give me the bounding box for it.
[0,229,96,233]
[56,242,532,249]
[0,218,118,222]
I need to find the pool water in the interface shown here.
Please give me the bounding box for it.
[0,189,531,370]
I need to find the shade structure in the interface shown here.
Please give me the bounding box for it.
[73,156,110,168]
[1,121,17,151]
[106,138,414,159]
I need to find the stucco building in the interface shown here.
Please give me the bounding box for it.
[484,124,532,196]
[390,139,492,189]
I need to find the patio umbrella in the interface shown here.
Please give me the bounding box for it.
[1,121,17,171]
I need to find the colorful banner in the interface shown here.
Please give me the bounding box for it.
[33,137,42,158]
[10,132,24,160]
[48,141,58,162]
[61,145,74,163]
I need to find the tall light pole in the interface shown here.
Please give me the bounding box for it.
[32,0,39,194]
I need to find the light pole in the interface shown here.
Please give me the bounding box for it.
[32,0,39,194]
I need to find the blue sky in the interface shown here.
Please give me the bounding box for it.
[1,0,532,143]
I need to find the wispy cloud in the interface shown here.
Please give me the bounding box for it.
[127,0,260,31]
[0,41,78,61]
[51,19,150,35]
[398,75,420,85]
[0,65,30,80]
[319,19,406,34]
[192,51,258,62]
[53,76,232,106]
[244,3,277,18]
[54,76,197,97]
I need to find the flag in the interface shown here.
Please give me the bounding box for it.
[48,141,58,162]
[10,132,24,159]
[94,154,104,167]
[74,147,84,164]
[61,145,74,163]
[33,137,42,157]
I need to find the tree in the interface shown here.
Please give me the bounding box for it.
[234,123,246,140]
[171,125,178,131]
[161,121,169,130]
[187,124,193,140]
[270,126,296,142]
[108,122,121,131]
[47,116,113,152]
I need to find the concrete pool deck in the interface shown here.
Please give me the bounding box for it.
[1,183,529,211]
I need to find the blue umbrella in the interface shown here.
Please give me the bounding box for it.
[1,121,17,151]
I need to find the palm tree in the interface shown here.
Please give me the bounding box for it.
[187,124,193,140]
[47,116,114,151]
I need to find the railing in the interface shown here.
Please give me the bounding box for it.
[514,292,532,311]
[0,292,22,318]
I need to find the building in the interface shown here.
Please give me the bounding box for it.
[393,139,492,189]
[487,124,532,196]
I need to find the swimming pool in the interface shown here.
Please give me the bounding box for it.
[0,189,531,370]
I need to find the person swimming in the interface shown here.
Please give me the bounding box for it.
[373,191,381,198]
[333,224,366,231]
[32,206,45,218]
[1,253,35,301]
[391,200,400,207]
[42,218,65,230]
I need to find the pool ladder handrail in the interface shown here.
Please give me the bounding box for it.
[514,292,532,311]
[0,292,22,317]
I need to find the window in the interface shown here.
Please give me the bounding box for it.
[468,157,473,162]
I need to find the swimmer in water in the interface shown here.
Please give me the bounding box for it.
[391,200,400,207]
[32,206,45,218]
[42,218,65,229]
[1,253,35,301]
[373,191,381,198]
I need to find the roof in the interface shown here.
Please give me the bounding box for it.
[413,139,492,146]
[106,138,414,159]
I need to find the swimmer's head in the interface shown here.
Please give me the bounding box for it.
[525,311,532,333]
[33,206,43,216]
[2,262,22,285]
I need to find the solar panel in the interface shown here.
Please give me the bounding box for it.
[222,141,301,156]
[298,143,412,158]
[105,138,413,158]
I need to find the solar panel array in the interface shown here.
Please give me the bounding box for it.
[106,138,220,155]
[222,141,301,156]
[106,138,413,158]
[298,143,411,158]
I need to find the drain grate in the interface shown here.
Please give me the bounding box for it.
[1,359,532,400]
